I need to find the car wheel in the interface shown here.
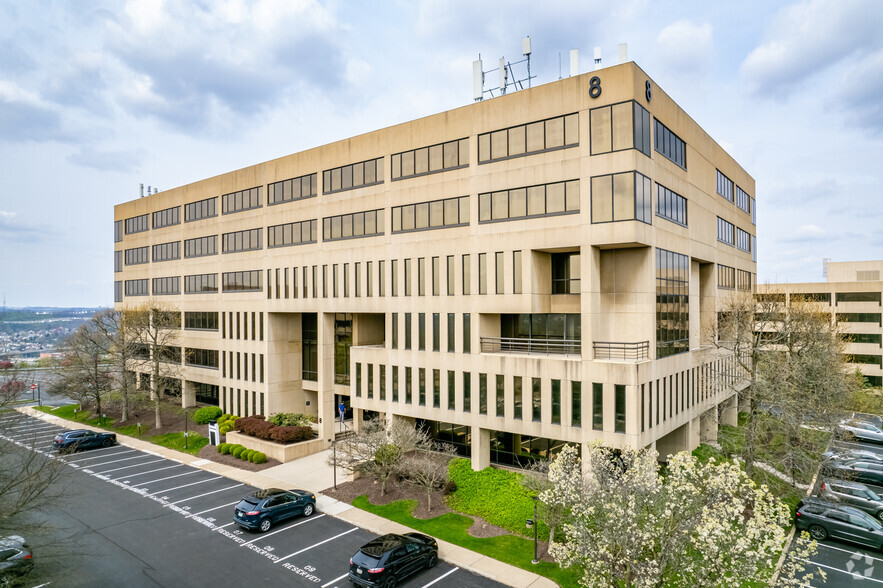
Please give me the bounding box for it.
[303,503,314,517]
[102,438,113,448]
[877,511,883,522]
[381,576,396,588]
[259,518,272,533]
[808,524,828,541]
[426,553,438,569]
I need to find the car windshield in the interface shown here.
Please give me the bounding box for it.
[235,498,258,510]
[352,551,382,568]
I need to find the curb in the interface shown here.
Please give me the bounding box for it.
[14,406,558,588]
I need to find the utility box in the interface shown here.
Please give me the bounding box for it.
[208,421,220,446]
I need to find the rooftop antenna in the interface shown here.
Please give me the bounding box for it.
[594,46,602,70]
[472,36,536,101]
[140,183,144,198]
[618,43,628,64]
[822,258,831,278]
[570,49,579,77]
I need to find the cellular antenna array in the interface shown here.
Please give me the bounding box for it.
[473,36,536,101]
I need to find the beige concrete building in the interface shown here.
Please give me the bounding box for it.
[113,61,756,468]
[759,260,883,387]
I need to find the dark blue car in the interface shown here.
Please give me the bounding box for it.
[53,429,117,452]
[233,488,316,532]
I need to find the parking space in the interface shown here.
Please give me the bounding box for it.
[0,412,504,587]
[789,438,883,584]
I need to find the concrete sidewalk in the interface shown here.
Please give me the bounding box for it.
[16,406,558,588]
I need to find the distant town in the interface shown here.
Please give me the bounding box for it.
[0,307,106,359]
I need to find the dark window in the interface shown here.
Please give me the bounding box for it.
[551,380,561,425]
[392,196,469,233]
[268,172,317,205]
[152,206,180,229]
[654,119,686,169]
[185,197,217,222]
[268,220,317,248]
[392,138,469,180]
[185,273,217,294]
[184,235,217,258]
[479,113,578,163]
[185,312,218,330]
[221,271,262,292]
[837,292,882,304]
[479,374,487,415]
[571,381,581,427]
[592,383,603,431]
[322,209,384,241]
[514,376,522,420]
[657,248,689,358]
[615,384,626,433]
[590,171,652,224]
[222,186,262,214]
[716,170,734,202]
[479,180,579,223]
[656,184,687,227]
[323,157,384,194]
[187,348,218,369]
[552,253,581,294]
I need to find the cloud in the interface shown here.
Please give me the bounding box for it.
[0,210,42,237]
[781,224,829,243]
[740,0,883,99]
[837,49,883,134]
[654,20,713,77]
[66,146,146,173]
[0,80,70,142]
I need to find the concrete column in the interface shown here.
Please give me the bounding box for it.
[688,415,700,451]
[317,312,335,447]
[700,409,718,444]
[182,380,196,408]
[721,393,738,427]
[471,426,490,471]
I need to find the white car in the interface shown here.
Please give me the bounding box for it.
[836,420,883,444]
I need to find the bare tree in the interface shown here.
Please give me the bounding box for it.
[93,309,140,422]
[0,361,33,414]
[53,320,113,419]
[328,418,433,496]
[713,290,860,478]
[126,301,183,429]
[399,442,457,512]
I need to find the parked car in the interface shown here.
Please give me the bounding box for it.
[233,488,316,532]
[822,448,883,463]
[796,498,883,550]
[0,535,33,578]
[824,459,883,485]
[348,532,438,587]
[852,413,883,429]
[53,429,117,452]
[835,420,883,444]
[819,478,883,520]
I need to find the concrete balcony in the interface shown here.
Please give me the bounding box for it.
[593,340,650,362]
[480,336,580,356]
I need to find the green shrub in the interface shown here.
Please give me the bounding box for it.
[269,412,313,427]
[193,406,223,425]
[232,446,246,458]
[446,458,543,537]
[242,449,256,461]
[251,452,267,464]
[217,442,228,454]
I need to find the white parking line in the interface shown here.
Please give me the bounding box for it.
[421,567,459,587]
[147,476,221,497]
[112,464,183,481]
[321,573,348,587]
[60,446,126,460]
[816,542,883,562]
[168,483,244,506]
[240,514,325,545]
[796,557,883,583]
[93,458,164,475]
[133,470,199,487]
[216,522,236,529]
[7,424,59,433]
[69,453,144,467]
[191,501,241,517]
[274,528,358,564]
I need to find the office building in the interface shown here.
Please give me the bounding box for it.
[114,61,756,468]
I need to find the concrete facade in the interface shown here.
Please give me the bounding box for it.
[113,62,756,467]
[758,260,883,386]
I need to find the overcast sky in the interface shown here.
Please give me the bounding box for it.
[1,0,882,307]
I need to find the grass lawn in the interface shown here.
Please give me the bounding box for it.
[352,496,582,587]
[150,432,208,455]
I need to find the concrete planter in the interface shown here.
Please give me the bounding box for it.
[225,431,325,463]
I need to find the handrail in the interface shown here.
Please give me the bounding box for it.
[480,337,580,356]
[593,341,650,361]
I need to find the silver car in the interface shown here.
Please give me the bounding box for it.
[820,478,883,520]
[836,420,883,444]
[822,448,883,463]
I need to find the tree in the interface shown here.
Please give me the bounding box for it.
[328,417,432,495]
[519,448,580,547]
[93,309,140,423]
[543,443,822,587]
[712,290,860,478]
[399,442,457,512]
[126,302,183,429]
[54,319,114,419]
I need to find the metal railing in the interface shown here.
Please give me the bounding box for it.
[593,341,650,361]
[480,337,581,356]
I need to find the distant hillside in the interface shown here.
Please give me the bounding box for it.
[0,307,108,334]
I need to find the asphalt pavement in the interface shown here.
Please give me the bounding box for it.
[4,407,556,588]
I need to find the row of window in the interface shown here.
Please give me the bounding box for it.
[268,173,317,206]
[389,312,472,354]
[323,157,383,195]
[589,100,652,158]
[392,196,469,233]
[479,180,579,223]
[222,228,262,253]
[268,219,318,248]
[322,209,383,242]
[478,113,579,163]
[656,248,689,358]
[221,351,265,383]
[220,387,265,418]
[717,170,755,223]
[153,206,180,229]
[222,187,262,215]
[392,138,469,180]
[221,311,264,341]
[590,172,651,224]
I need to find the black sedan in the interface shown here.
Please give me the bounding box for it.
[796,498,883,550]
[825,459,883,485]
[349,532,438,587]
[233,488,316,532]
[53,429,117,452]
[0,535,33,579]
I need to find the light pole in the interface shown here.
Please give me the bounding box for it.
[526,495,539,564]
[184,408,189,449]
[331,439,337,491]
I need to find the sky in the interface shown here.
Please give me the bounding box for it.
[1,0,882,307]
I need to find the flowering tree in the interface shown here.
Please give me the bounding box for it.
[543,444,823,587]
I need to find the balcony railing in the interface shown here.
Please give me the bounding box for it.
[593,341,650,361]
[480,337,580,355]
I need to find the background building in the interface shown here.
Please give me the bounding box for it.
[113,61,756,468]
[759,260,883,387]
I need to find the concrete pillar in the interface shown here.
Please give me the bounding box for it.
[318,312,336,447]
[182,380,196,408]
[688,416,700,451]
[471,426,490,471]
[721,393,738,427]
[700,409,718,444]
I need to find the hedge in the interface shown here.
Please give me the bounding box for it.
[193,406,223,425]
[217,442,228,454]
[251,452,267,464]
[232,446,246,459]
[269,412,314,427]
[269,425,313,443]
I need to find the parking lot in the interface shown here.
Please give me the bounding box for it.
[0,412,505,588]
[790,437,883,585]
